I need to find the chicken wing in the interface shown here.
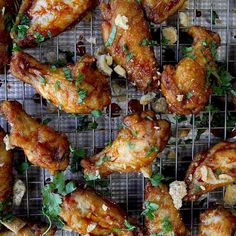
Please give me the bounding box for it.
[0,101,70,175]
[161,26,221,115]
[1,217,56,236]
[144,182,188,236]
[142,0,186,24]
[59,188,136,235]
[0,126,13,221]
[198,207,236,236]
[81,111,170,178]
[11,0,97,47]
[184,141,236,201]
[100,0,160,92]
[10,51,111,114]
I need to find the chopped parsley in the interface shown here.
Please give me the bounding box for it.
[12,43,21,52]
[42,118,52,125]
[40,76,47,85]
[76,69,84,86]
[14,160,31,174]
[63,67,73,81]
[95,155,111,166]
[182,46,197,60]
[13,14,30,39]
[34,32,45,43]
[149,173,165,187]
[146,146,158,157]
[69,146,86,173]
[106,25,117,47]
[77,89,87,104]
[141,201,159,220]
[123,43,129,52]
[54,80,60,91]
[186,92,193,99]
[42,172,77,233]
[77,115,98,131]
[126,52,133,62]
[122,123,138,136]
[162,216,173,233]
[84,172,101,181]
[127,141,135,150]
[113,219,136,232]
[91,109,102,118]
[140,38,157,47]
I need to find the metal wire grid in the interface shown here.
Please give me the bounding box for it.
[0,0,236,235]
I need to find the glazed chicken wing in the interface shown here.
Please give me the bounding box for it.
[0,101,70,175]
[161,26,221,115]
[144,182,188,236]
[142,0,186,24]
[59,188,136,235]
[1,217,56,236]
[11,0,97,47]
[10,52,111,114]
[100,0,159,91]
[81,111,170,178]
[0,127,13,221]
[198,207,236,236]
[184,141,236,201]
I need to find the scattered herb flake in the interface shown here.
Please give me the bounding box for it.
[127,141,135,150]
[63,67,73,81]
[91,109,102,118]
[77,89,87,104]
[34,32,45,43]
[106,25,117,47]
[95,155,111,166]
[146,145,158,157]
[126,52,133,62]
[141,201,159,220]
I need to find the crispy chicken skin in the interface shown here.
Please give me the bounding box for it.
[11,0,97,47]
[100,0,159,91]
[59,188,135,235]
[1,217,56,236]
[198,207,236,236]
[81,111,170,178]
[184,141,236,201]
[0,127,13,218]
[0,101,70,175]
[145,183,188,236]
[10,51,111,114]
[161,26,221,115]
[142,0,186,24]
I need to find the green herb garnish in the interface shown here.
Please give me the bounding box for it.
[141,201,159,220]
[146,146,158,157]
[126,52,133,62]
[149,173,165,187]
[42,118,52,125]
[40,76,47,86]
[12,43,21,52]
[106,25,117,46]
[63,67,73,81]
[140,38,157,47]
[34,32,45,43]
[162,216,173,233]
[14,160,31,174]
[91,109,102,118]
[54,80,60,91]
[127,141,135,150]
[77,89,87,104]
[95,155,111,166]
[69,146,86,173]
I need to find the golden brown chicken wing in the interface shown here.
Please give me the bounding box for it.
[59,188,136,235]
[1,217,56,236]
[0,101,70,175]
[100,0,160,92]
[10,51,111,114]
[184,141,236,201]
[0,126,13,221]
[81,111,170,179]
[161,26,221,115]
[142,0,186,24]
[144,182,188,236]
[11,0,97,47]
[198,207,236,236]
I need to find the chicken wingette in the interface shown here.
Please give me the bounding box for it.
[11,0,97,47]
[142,0,186,24]
[144,182,188,236]
[100,0,160,91]
[0,101,70,175]
[81,111,170,178]
[185,141,236,201]
[161,26,221,115]
[10,51,111,114]
[198,207,236,236]
[1,217,56,236]
[0,126,13,221]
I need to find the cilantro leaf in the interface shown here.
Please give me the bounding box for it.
[70,146,86,173]
[149,173,165,187]
[141,201,159,220]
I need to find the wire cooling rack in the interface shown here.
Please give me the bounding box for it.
[0,0,236,235]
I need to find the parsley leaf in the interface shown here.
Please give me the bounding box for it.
[70,146,86,173]
[63,67,73,81]
[126,52,133,62]
[78,89,87,104]
[77,116,98,131]
[91,109,102,118]
[162,216,173,233]
[106,25,117,46]
[149,173,165,187]
[146,146,158,157]
[95,155,111,166]
[140,38,157,47]
[42,118,52,125]
[141,201,159,220]
[124,220,136,231]
[34,32,45,43]
[127,141,135,150]
[84,172,101,181]
[12,43,21,52]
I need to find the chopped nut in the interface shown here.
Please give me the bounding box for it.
[162,27,178,45]
[115,14,129,30]
[140,92,156,105]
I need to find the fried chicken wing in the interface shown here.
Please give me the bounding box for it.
[198,207,236,236]
[161,26,221,115]
[0,126,13,220]
[11,0,97,47]
[81,111,170,178]
[184,141,236,201]
[100,0,159,91]
[144,182,188,236]
[10,52,111,114]
[59,188,136,235]
[142,0,186,24]
[0,101,70,175]
[1,217,56,236]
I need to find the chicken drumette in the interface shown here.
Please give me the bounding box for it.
[185,141,236,201]
[142,0,186,24]
[81,111,170,178]
[198,207,236,236]
[161,26,221,115]
[10,51,111,114]
[0,101,70,175]
[144,182,188,236]
[11,0,97,47]
[100,0,160,91]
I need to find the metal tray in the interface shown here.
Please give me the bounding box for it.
[0,0,236,235]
